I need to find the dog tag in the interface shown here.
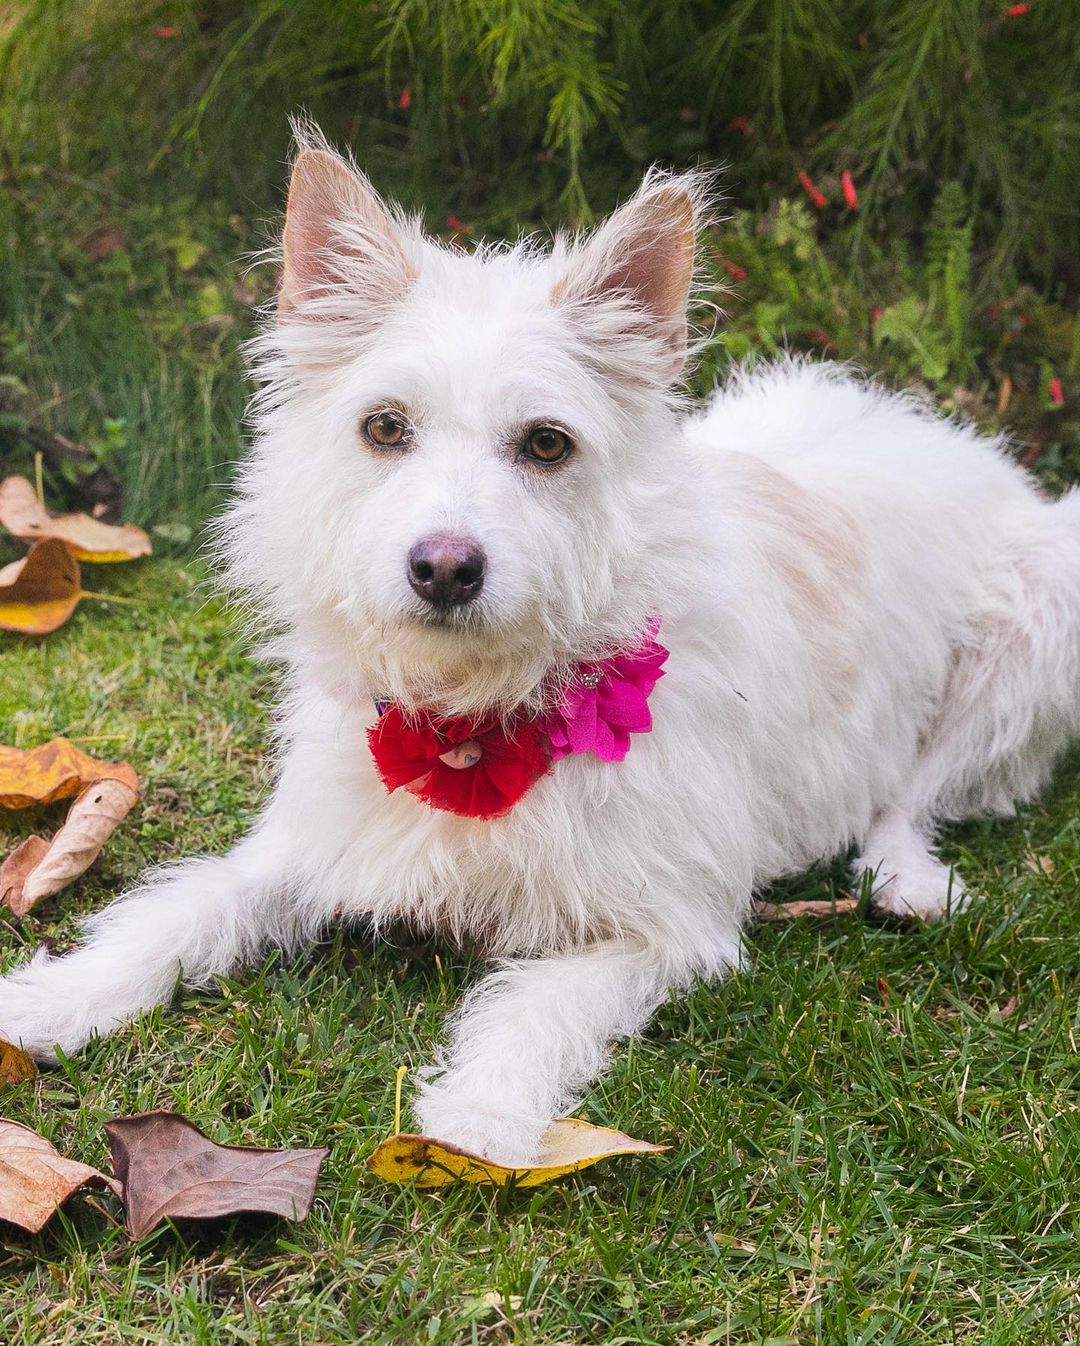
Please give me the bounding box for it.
[437,740,482,770]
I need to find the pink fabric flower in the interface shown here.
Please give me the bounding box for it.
[543,623,668,763]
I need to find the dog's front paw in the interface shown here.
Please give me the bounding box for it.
[413,1083,549,1167]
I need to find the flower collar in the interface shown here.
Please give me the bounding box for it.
[367,621,668,820]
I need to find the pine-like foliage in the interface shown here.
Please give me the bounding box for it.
[0,0,1076,281]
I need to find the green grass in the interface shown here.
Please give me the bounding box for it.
[1,560,1079,1344]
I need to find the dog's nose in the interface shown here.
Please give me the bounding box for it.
[407,535,486,606]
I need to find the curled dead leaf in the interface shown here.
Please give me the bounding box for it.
[368,1117,667,1188]
[104,1111,328,1240]
[0,538,83,634]
[0,1120,117,1232]
[0,738,138,808]
[0,1040,37,1085]
[0,475,151,562]
[753,896,860,922]
[1,779,138,915]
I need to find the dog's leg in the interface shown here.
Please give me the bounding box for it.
[414,939,714,1166]
[854,809,967,921]
[0,826,309,1060]
[858,496,1080,921]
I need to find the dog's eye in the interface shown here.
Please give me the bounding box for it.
[522,426,572,464]
[364,410,409,448]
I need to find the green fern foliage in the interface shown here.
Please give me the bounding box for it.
[0,0,1076,281]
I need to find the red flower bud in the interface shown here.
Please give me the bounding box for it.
[798,171,827,210]
[841,170,858,210]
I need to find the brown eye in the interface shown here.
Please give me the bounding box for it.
[522,425,572,464]
[364,410,409,448]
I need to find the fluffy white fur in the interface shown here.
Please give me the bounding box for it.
[1,130,1078,1165]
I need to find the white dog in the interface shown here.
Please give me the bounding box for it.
[1,127,1078,1165]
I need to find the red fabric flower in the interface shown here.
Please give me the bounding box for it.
[368,707,550,820]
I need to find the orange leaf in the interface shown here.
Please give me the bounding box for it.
[0,475,151,562]
[0,538,83,634]
[0,1040,37,1085]
[0,738,138,808]
[1,779,138,915]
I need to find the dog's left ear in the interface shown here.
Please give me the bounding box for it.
[554,174,700,379]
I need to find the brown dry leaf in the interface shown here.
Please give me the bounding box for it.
[83,225,127,260]
[0,1041,37,1085]
[104,1111,329,1240]
[753,896,860,922]
[1,780,138,915]
[0,475,151,562]
[0,738,138,808]
[0,538,83,634]
[0,837,49,913]
[0,1119,117,1232]
[368,1117,667,1188]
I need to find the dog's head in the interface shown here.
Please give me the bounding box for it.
[227,126,705,714]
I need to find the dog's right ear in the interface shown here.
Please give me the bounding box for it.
[279,149,412,320]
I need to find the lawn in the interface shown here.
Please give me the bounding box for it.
[2,9,1080,1333]
[1,559,1079,1343]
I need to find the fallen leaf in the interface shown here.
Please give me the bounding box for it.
[0,738,138,808]
[368,1117,667,1188]
[1024,853,1054,876]
[0,475,151,562]
[0,539,83,634]
[1,779,138,915]
[0,1120,117,1232]
[0,1041,37,1085]
[0,837,49,911]
[83,225,127,260]
[753,896,859,922]
[104,1111,328,1239]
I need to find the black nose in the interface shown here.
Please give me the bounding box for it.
[407,535,486,607]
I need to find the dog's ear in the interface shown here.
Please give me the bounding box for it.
[279,149,412,320]
[554,173,700,378]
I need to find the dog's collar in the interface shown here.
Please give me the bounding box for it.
[367,620,668,819]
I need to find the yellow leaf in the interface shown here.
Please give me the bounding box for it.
[0,475,151,563]
[0,737,139,808]
[368,1117,667,1188]
[0,538,83,634]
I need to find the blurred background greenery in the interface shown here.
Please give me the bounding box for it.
[1,0,1077,526]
